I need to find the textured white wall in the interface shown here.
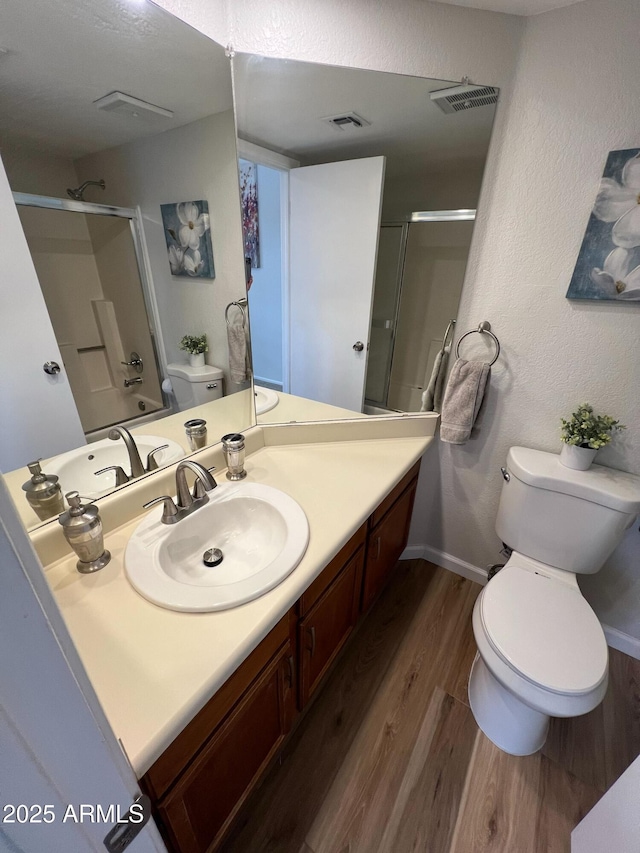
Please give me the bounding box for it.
[417,0,640,644]
[155,0,640,644]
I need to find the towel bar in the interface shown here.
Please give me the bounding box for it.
[455,320,500,366]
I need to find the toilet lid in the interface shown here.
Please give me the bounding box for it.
[480,566,608,695]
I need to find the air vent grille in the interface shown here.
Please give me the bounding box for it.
[430,84,498,114]
[322,112,371,131]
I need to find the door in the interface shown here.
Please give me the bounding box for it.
[0,158,85,470]
[0,477,166,852]
[288,157,385,412]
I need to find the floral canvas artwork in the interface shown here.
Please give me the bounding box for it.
[161,200,215,279]
[567,148,640,301]
[239,159,260,268]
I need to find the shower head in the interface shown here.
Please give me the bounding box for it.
[66,179,106,201]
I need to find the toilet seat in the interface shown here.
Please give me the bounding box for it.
[479,565,608,696]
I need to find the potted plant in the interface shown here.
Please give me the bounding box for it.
[179,333,208,368]
[559,403,625,470]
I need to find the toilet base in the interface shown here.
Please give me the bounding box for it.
[468,653,549,756]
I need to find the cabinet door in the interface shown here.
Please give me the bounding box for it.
[298,546,364,709]
[362,480,417,612]
[158,641,295,853]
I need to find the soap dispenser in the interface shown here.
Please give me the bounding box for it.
[58,491,111,573]
[22,460,65,521]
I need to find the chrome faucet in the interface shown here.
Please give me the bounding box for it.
[143,460,217,524]
[107,426,146,479]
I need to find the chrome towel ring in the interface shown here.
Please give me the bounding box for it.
[225,297,248,328]
[455,320,500,366]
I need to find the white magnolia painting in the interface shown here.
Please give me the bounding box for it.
[567,148,640,301]
[161,200,215,279]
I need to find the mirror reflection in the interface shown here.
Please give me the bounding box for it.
[231,55,498,421]
[0,0,253,530]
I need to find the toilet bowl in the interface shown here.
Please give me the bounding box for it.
[469,446,640,755]
[469,555,608,755]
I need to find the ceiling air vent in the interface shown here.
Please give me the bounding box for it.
[430,83,498,114]
[93,91,174,121]
[322,112,371,132]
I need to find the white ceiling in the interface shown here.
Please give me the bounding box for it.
[233,56,497,179]
[0,0,232,159]
[433,0,585,15]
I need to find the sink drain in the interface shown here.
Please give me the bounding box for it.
[203,548,223,567]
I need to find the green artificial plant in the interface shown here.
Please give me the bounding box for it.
[560,403,625,450]
[179,333,208,355]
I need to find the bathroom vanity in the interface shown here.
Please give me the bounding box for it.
[142,462,419,852]
[34,412,436,853]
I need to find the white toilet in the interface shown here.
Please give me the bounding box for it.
[469,446,640,756]
[165,363,224,412]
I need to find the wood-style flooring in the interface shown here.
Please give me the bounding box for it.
[221,561,640,853]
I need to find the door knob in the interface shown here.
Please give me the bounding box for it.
[352,341,364,352]
[43,361,61,375]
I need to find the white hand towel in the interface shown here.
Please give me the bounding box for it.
[439,358,490,444]
[227,322,248,383]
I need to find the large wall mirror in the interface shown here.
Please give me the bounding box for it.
[0,0,254,530]
[231,54,498,423]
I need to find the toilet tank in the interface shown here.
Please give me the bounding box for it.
[166,363,224,412]
[496,447,640,574]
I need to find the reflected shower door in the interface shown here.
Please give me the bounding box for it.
[364,223,407,408]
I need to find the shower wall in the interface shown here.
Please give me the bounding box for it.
[388,220,474,411]
[17,206,162,433]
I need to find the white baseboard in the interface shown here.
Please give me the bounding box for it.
[602,623,640,660]
[401,544,488,586]
[403,545,640,661]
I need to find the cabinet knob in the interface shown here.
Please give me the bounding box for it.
[352,341,364,352]
[43,361,61,375]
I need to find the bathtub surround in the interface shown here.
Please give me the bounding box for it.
[151,0,640,653]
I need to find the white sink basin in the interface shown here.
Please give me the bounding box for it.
[124,482,309,612]
[47,435,185,498]
[254,385,279,415]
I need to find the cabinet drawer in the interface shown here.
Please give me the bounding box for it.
[158,641,294,853]
[362,479,417,612]
[298,545,364,709]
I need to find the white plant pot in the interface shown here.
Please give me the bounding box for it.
[189,352,205,368]
[560,443,597,471]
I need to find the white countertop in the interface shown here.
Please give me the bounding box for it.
[43,430,433,776]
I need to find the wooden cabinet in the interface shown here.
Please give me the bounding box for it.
[298,543,364,708]
[361,469,418,612]
[157,640,294,853]
[142,462,421,852]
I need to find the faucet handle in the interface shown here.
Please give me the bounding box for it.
[142,495,180,525]
[146,445,169,472]
[193,467,217,500]
[95,465,129,486]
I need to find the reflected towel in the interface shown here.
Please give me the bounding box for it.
[421,344,451,413]
[439,358,490,444]
[227,322,248,383]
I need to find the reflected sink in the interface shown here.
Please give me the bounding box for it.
[254,386,279,415]
[47,435,185,498]
[124,482,309,612]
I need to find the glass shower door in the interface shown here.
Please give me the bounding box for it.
[364,223,407,408]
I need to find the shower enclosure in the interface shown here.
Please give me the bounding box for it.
[364,212,476,412]
[14,193,167,435]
